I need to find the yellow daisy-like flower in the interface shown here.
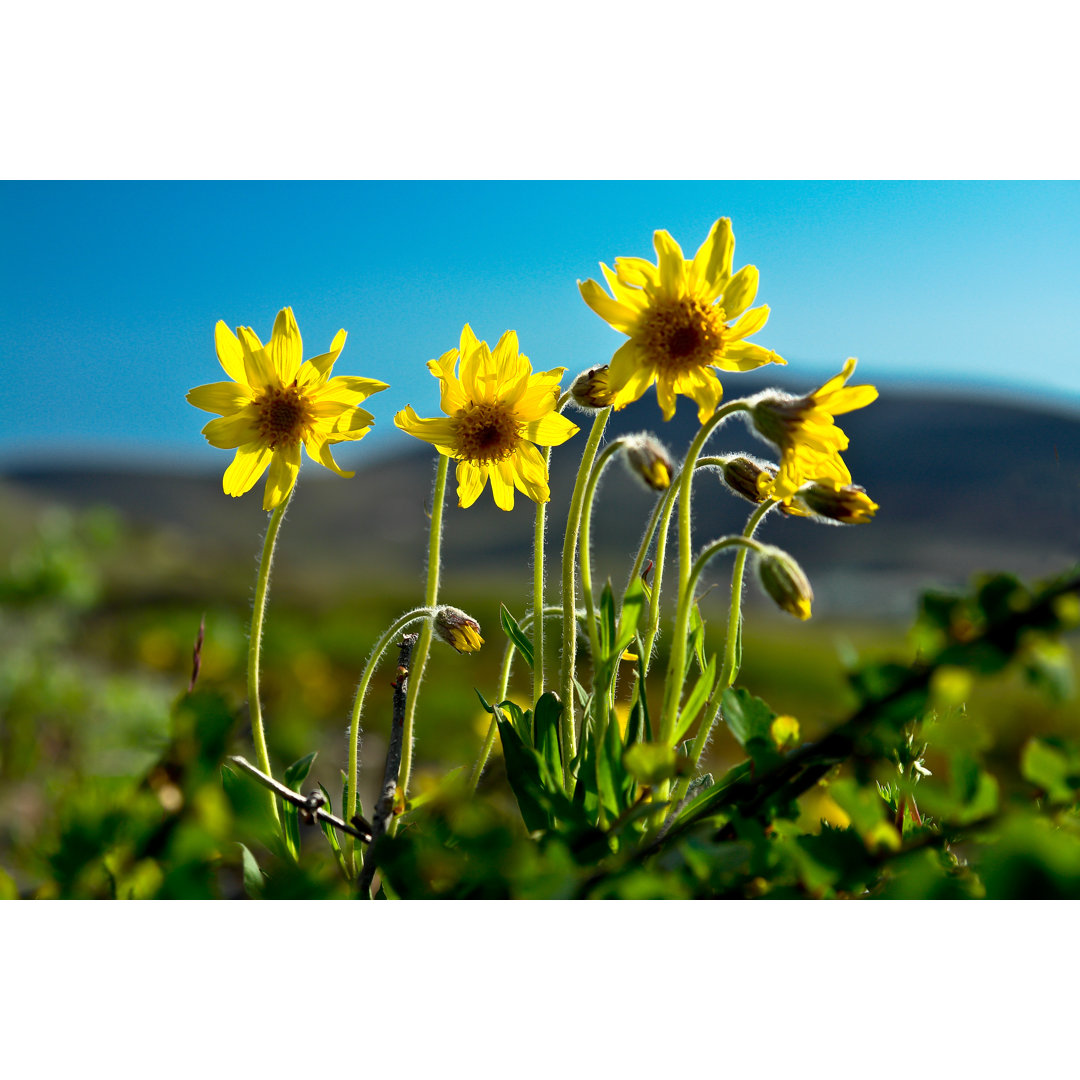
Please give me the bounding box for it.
[187,307,388,510]
[750,358,878,503]
[394,324,579,511]
[578,217,786,423]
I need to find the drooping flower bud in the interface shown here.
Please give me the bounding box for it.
[791,481,879,524]
[433,606,484,653]
[622,433,674,492]
[569,364,615,412]
[754,545,813,620]
[718,455,778,506]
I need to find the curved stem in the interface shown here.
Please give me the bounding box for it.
[559,407,610,784]
[658,401,749,743]
[247,485,294,828]
[533,447,551,705]
[397,453,449,806]
[344,606,433,874]
[580,439,625,669]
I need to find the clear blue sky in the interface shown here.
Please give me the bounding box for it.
[2,181,1078,469]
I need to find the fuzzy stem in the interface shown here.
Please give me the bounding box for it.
[246,486,294,828]
[397,453,449,806]
[533,447,551,705]
[657,401,749,744]
[559,407,610,784]
[345,606,433,874]
[580,439,625,669]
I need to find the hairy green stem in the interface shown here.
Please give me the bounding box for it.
[397,453,449,806]
[580,439,625,668]
[658,401,749,743]
[247,486,294,829]
[533,447,552,705]
[344,606,433,874]
[559,407,610,784]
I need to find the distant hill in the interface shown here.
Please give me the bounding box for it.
[3,386,1078,619]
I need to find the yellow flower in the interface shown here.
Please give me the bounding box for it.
[578,218,785,423]
[187,308,388,510]
[394,324,579,510]
[750,358,878,503]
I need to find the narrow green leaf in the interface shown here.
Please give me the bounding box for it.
[496,718,552,832]
[284,751,317,791]
[673,655,718,743]
[623,742,679,786]
[281,799,301,860]
[317,783,342,858]
[598,581,617,662]
[616,577,647,651]
[238,842,265,899]
[533,692,565,795]
[500,605,534,670]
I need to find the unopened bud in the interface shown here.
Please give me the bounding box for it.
[433,606,484,653]
[622,433,673,491]
[792,481,878,524]
[755,545,813,620]
[570,364,615,411]
[719,455,777,505]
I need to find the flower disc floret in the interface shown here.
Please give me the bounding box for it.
[394,325,579,511]
[186,307,388,510]
[578,218,786,424]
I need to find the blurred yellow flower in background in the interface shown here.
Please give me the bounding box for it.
[187,307,388,510]
[750,358,878,503]
[578,218,785,423]
[394,324,579,510]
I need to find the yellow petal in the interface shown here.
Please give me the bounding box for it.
[652,230,687,295]
[718,341,786,371]
[727,304,770,343]
[394,406,458,451]
[426,348,467,415]
[305,431,355,478]
[675,367,723,424]
[202,408,260,449]
[263,442,300,510]
[825,385,879,414]
[237,326,277,390]
[490,460,516,511]
[521,412,579,447]
[215,321,247,384]
[310,375,389,406]
[689,218,734,298]
[459,336,499,405]
[613,256,659,290]
[492,330,531,404]
[223,442,272,498]
[297,329,349,387]
[513,370,565,420]
[456,460,488,508]
[269,307,303,384]
[511,442,550,503]
[722,265,759,320]
[578,278,639,334]
[655,375,678,421]
[327,407,376,439]
[187,381,251,415]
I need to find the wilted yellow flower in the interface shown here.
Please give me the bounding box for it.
[433,606,484,653]
[750,358,878,503]
[394,325,579,511]
[187,308,388,510]
[578,218,785,423]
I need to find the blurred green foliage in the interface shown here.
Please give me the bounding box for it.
[1,502,1077,898]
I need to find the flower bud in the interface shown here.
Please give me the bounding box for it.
[754,545,813,620]
[622,433,673,491]
[790,481,879,524]
[719,455,777,505]
[569,364,614,411]
[433,606,484,653]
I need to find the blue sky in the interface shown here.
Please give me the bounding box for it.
[2,181,1078,469]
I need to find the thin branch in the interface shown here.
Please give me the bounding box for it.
[227,755,373,842]
[358,633,419,897]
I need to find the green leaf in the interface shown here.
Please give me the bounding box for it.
[688,602,707,673]
[623,742,679,786]
[317,783,343,858]
[533,692,565,795]
[720,687,779,767]
[284,751,317,791]
[673,654,717,743]
[238,843,265,899]
[613,576,647,660]
[496,718,552,832]
[598,582,618,663]
[1021,738,1080,804]
[500,605,534,670]
[281,799,301,860]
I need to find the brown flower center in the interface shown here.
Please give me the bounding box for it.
[637,297,728,373]
[454,402,522,464]
[255,384,312,448]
